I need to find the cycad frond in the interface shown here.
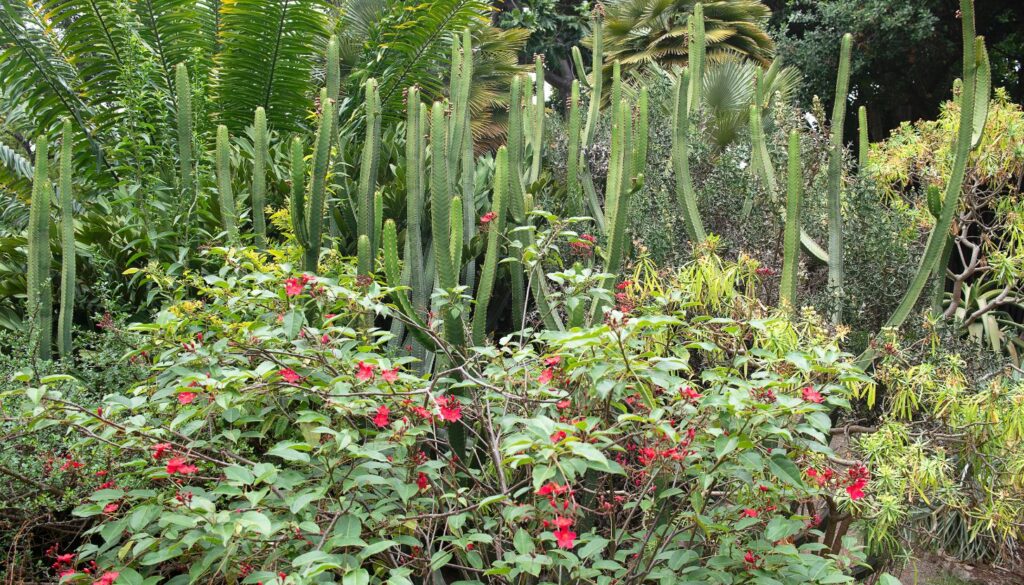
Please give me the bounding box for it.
[134,0,218,96]
[214,0,330,134]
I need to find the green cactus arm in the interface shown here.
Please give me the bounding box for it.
[566,80,583,217]
[460,71,476,291]
[754,67,766,109]
[826,33,852,322]
[304,88,335,272]
[406,89,427,322]
[591,175,643,323]
[779,130,802,310]
[431,102,455,291]
[582,13,603,146]
[882,0,984,332]
[450,196,463,275]
[529,55,545,184]
[571,46,590,91]
[357,79,381,249]
[215,125,238,244]
[27,135,51,360]
[373,190,384,257]
[672,68,706,243]
[326,35,341,104]
[506,76,527,324]
[382,220,437,351]
[175,64,193,197]
[357,233,372,277]
[604,63,625,238]
[253,107,268,248]
[57,120,75,358]
[289,137,307,247]
[687,3,705,114]
[972,38,991,149]
[858,105,869,176]
[634,86,649,178]
[472,147,508,345]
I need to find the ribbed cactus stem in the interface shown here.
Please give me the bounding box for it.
[252,107,268,248]
[358,79,381,253]
[27,136,51,360]
[457,31,476,290]
[289,137,307,247]
[882,0,987,332]
[357,234,372,278]
[303,88,334,272]
[382,219,434,349]
[215,125,238,244]
[429,102,466,348]
[450,196,463,276]
[472,147,508,345]
[604,63,625,236]
[673,68,706,243]
[779,130,802,310]
[826,33,852,323]
[506,76,527,323]
[405,88,428,325]
[687,3,705,114]
[529,55,545,184]
[566,80,582,216]
[857,105,869,177]
[634,86,649,176]
[57,120,75,359]
[326,35,341,104]
[583,13,603,146]
[175,64,193,197]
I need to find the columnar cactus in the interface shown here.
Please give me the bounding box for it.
[429,101,466,348]
[358,80,381,254]
[472,147,508,345]
[529,55,545,184]
[566,80,583,216]
[57,120,75,358]
[673,67,706,243]
[826,33,852,323]
[779,130,802,309]
[215,125,238,244]
[299,88,334,272]
[27,136,51,360]
[289,137,306,249]
[175,64,193,198]
[858,105,869,177]
[405,88,429,327]
[687,3,705,115]
[252,107,268,248]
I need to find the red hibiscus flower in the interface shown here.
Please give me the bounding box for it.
[166,457,198,475]
[552,517,576,549]
[538,367,554,385]
[846,477,867,500]
[438,396,462,422]
[279,368,301,384]
[550,430,567,443]
[382,368,399,383]
[94,571,119,585]
[152,443,172,460]
[373,405,390,428]
[416,472,429,491]
[177,392,197,405]
[536,482,568,497]
[103,503,119,514]
[801,386,824,403]
[284,278,303,297]
[356,361,375,382]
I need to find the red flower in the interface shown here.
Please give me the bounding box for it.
[94,571,119,585]
[538,367,554,385]
[284,278,303,297]
[680,386,702,402]
[556,399,571,410]
[279,368,301,384]
[744,550,759,566]
[152,443,172,460]
[550,430,567,443]
[416,472,429,491]
[56,553,75,565]
[382,368,399,383]
[412,406,433,420]
[801,386,824,403]
[552,517,576,549]
[846,477,867,500]
[103,503,119,514]
[177,392,197,405]
[480,211,497,225]
[58,568,76,579]
[373,405,390,428]
[166,457,198,475]
[536,482,568,497]
[438,396,462,423]
[741,508,758,518]
[544,356,562,366]
[356,361,375,382]
[616,280,633,291]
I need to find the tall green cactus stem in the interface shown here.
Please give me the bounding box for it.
[303,89,334,272]
[357,234,372,278]
[506,76,527,323]
[826,33,852,323]
[430,102,466,349]
[326,35,341,104]
[634,86,649,178]
[27,136,51,360]
[748,104,829,263]
[252,107,268,248]
[578,12,606,230]
[529,55,545,184]
[566,80,583,216]
[779,130,802,310]
[472,147,508,345]
[687,3,705,114]
[289,138,307,247]
[405,88,428,327]
[215,125,238,244]
[358,80,381,253]
[456,32,477,290]
[882,0,987,332]
[57,121,75,358]
[672,68,706,243]
[447,31,472,184]
[381,219,435,349]
[858,105,869,177]
[175,64,193,199]
[450,196,463,277]
[971,37,991,149]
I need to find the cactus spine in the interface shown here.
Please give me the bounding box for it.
[779,130,802,309]
[301,89,334,272]
[358,80,381,253]
[252,107,268,248]
[858,105,869,177]
[472,147,508,344]
[673,67,706,243]
[57,120,75,358]
[27,136,51,360]
[826,33,852,323]
[566,80,582,216]
[882,0,988,331]
[215,125,238,243]
[687,3,705,114]
[175,64,193,198]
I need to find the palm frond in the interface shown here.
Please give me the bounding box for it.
[134,0,218,97]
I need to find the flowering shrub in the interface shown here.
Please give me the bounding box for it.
[19,252,877,584]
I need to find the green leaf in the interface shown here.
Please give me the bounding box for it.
[768,453,804,489]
